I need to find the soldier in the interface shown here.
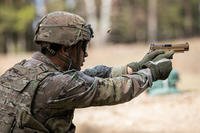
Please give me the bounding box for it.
[0,11,174,133]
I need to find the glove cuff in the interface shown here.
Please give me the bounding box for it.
[127,62,140,72]
[144,62,158,81]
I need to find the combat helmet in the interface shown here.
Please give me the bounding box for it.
[34,11,93,47]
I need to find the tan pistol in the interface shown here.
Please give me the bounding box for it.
[150,42,189,53]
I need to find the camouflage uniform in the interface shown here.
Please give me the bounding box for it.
[0,11,154,133]
[0,51,152,132]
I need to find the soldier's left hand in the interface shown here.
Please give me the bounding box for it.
[152,50,175,62]
[127,50,165,72]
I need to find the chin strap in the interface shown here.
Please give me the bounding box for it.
[57,52,74,70]
[76,45,81,70]
[54,43,83,71]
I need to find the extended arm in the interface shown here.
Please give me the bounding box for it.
[35,58,171,113]
[37,68,152,111]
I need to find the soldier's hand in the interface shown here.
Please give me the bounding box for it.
[153,50,175,62]
[127,50,164,72]
[145,58,172,81]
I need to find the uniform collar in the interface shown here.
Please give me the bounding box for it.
[32,52,62,71]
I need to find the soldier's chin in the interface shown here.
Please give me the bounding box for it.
[75,64,81,71]
[77,66,81,71]
[79,64,83,70]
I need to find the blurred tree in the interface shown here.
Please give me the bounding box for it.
[46,0,66,12]
[183,0,193,35]
[0,0,35,53]
[83,0,112,46]
[34,0,46,18]
[189,0,200,35]
[1,0,200,51]
[147,0,157,42]
[110,0,147,43]
[109,0,200,43]
[65,0,76,12]
[157,0,184,40]
[84,0,97,35]
[99,0,112,44]
[72,0,86,18]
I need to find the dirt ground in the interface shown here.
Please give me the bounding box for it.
[0,37,200,133]
[74,91,200,133]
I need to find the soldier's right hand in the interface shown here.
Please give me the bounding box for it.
[145,58,172,81]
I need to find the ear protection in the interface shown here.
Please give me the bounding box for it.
[46,46,56,56]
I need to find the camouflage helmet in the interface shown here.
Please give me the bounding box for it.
[34,11,93,47]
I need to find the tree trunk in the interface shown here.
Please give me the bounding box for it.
[33,0,46,29]
[183,0,192,36]
[0,33,7,54]
[84,0,99,47]
[65,0,76,10]
[199,2,200,33]
[34,0,46,17]
[17,33,26,53]
[147,0,157,42]
[99,0,112,44]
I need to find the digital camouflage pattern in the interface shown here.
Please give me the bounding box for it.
[0,59,51,132]
[0,52,153,133]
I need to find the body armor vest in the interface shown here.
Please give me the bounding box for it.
[0,60,51,132]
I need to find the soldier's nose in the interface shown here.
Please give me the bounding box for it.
[84,52,88,57]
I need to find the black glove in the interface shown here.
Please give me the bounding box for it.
[145,58,172,81]
[127,50,164,72]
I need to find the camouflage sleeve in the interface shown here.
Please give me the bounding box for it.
[110,66,128,77]
[83,65,127,78]
[40,68,152,110]
[90,68,152,106]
